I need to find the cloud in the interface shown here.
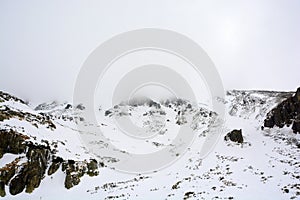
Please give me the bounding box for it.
[0,0,299,104]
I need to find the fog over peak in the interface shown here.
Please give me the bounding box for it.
[0,0,299,105]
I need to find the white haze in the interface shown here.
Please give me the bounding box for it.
[0,0,299,105]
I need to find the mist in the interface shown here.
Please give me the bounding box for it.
[0,0,299,105]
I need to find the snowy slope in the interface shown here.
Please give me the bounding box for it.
[0,90,300,200]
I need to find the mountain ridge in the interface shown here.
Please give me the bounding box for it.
[0,88,299,199]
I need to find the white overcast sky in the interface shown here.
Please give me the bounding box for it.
[0,0,299,104]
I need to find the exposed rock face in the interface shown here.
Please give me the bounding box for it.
[0,105,56,129]
[62,159,99,189]
[0,91,25,104]
[63,160,83,189]
[264,87,300,133]
[12,144,50,194]
[0,181,5,197]
[0,129,100,196]
[48,156,64,176]
[225,129,244,144]
[0,91,102,197]
[0,129,52,195]
[0,129,28,158]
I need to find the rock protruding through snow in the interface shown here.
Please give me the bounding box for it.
[224,129,244,144]
[264,87,300,133]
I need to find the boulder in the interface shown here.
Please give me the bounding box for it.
[65,174,81,189]
[87,159,99,177]
[62,160,85,189]
[9,175,25,195]
[65,104,72,109]
[225,129,244,144]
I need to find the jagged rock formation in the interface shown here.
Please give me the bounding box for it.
[0,129,100,196]
[264,87,300,133]
[9,143,51,195]
[0,129,28,158]
[0,91,25,104]
[62,159,100,189]
[224,129,244,144]
[0,105,56,129]
[0,90,102,197]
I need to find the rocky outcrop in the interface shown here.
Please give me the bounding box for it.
[0,91,25,104]
[9,144,51,195]
[264,87,300,133]
[48,156,64,176]
[0,129,28,158]
[0,105,56,129]
[62,159,99,189]
[1,153,49,195]
[225,129,243,144]
[0,129,101,197]
[0,129,52,195]
[0,90,103,197]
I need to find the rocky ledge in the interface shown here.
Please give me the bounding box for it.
[0,129,100,197]
[264,87,300,133]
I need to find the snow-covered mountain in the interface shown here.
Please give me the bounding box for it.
[0,89,299,200]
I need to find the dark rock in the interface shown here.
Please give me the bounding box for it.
[62,160,85,189]
[76,104,85,110]
[0,129,28,158]
[79,117,84,122]
[48,157,63,176]
[0,106,56,130]
[9,175,25,195]
[293,87,300,102]
[0,159,18,185]
[184,191,195,199]
[0,91,25,104]
[65,104,72,109]
[0,93,101,195]
[13,145,51,194]
[10,156,48,193]
[264,87,300,133]
[148,100,161,109]
[61,159,100,189]
[105,110,112,116]
[25,174,41,193]
[225,129,243,144]
[65,174,81,189]
[87,159,99,177]
[0,181,5,197]
[292,120,300,134]
[0,129,51,196]
[68,159,75,165]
